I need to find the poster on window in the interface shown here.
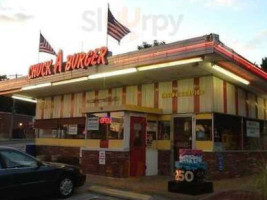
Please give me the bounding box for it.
[246,121,260,138]
[68,124,78,135]
[87,117,99,130]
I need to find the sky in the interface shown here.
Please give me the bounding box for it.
[0,0,267,77]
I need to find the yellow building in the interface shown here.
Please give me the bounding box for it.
[1,34,266,178]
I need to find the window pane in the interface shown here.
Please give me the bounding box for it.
[158,121,170,140]
[87,112,124,140]
[243,119,264,150]
[214,114,242,151]
[196,120,212,141]
[1,150,37,168]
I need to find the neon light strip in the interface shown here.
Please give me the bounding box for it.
[12,95,37,103]
[213,65,250,85]
[88,68,137,79]
[52,77,88,86]
[137,57,203,71]
[114,42,214,64]
[215,45,267,80]
[22,82,51,90]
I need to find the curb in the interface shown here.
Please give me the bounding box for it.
[88,185,153,200]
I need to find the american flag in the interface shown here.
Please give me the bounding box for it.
[107,8,130,43]
[39,33,56,55]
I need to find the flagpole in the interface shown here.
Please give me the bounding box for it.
[106,3,109,48]
[38,30,41,62]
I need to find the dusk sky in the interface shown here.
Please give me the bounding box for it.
[0,0,266,77]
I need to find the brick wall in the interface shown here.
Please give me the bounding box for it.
[36,145,80,165]
[158,150,171,175]
[81,150,130,178]
[203,152,267,180]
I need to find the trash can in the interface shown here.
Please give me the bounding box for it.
[25,144,36,157]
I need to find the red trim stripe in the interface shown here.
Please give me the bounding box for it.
[235,86,239,115]
[223,81,227,114]
[50,96,54,119]
[114,42,214,64]
[172,80,178,114]
[70,94,75,118]
[137,85,142,106]
[122,87,126,105]
[154,83,159,108]
[60,95,64,118]
[194,78,200,113]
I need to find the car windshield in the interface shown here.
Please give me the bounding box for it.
[0,150,38,168]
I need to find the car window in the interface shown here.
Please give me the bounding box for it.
[0,150,38,169]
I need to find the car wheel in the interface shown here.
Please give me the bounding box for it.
[57,176,74,198]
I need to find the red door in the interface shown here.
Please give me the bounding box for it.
[130,117,146,177]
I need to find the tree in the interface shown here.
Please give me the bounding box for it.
[138,40,166,50]
[260,57,267,72]
[0,75,8,81]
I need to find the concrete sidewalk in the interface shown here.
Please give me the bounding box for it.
[86,174,263,200]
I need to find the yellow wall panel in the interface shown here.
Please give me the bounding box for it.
[196,141,213,151]
[213,77,224,113]
[97,89,109,107]
[109,140,123,149]
[112,87,122,106]
[126,86,137,105]
[53,96,61,118]
[248,93,256,118]
[156,140,171,150]
[177,78,194,113]
[142,83,154,108]
[199,76,213,112]
[63,94,71,118]
[159,81,172,114]
[36,98,43,119]
[43,97,51,119]
[86,91,95,109]
[73,93,83,117]
[227,83,236,115]
[238,88,246,117]
[257,97,264,120]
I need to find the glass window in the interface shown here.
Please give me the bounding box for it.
[158,121,170,140]
[196,119,212,141]
[1,150,38,168]
[214,114,242,151]
[87,112,124,140]
[243,119,264,150]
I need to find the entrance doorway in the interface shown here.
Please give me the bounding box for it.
[130,116,146,177]
[173,116,193,161]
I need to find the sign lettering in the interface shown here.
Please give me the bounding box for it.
[29,47,108,79]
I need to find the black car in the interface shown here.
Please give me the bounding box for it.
[0,146,86,199]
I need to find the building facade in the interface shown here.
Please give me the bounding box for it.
[0,34,266,179]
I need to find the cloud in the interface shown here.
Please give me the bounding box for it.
[206,0,237,7]
[245,30,267,49]
[0,12,33,22]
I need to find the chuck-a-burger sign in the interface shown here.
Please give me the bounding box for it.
[28,47,108,79]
